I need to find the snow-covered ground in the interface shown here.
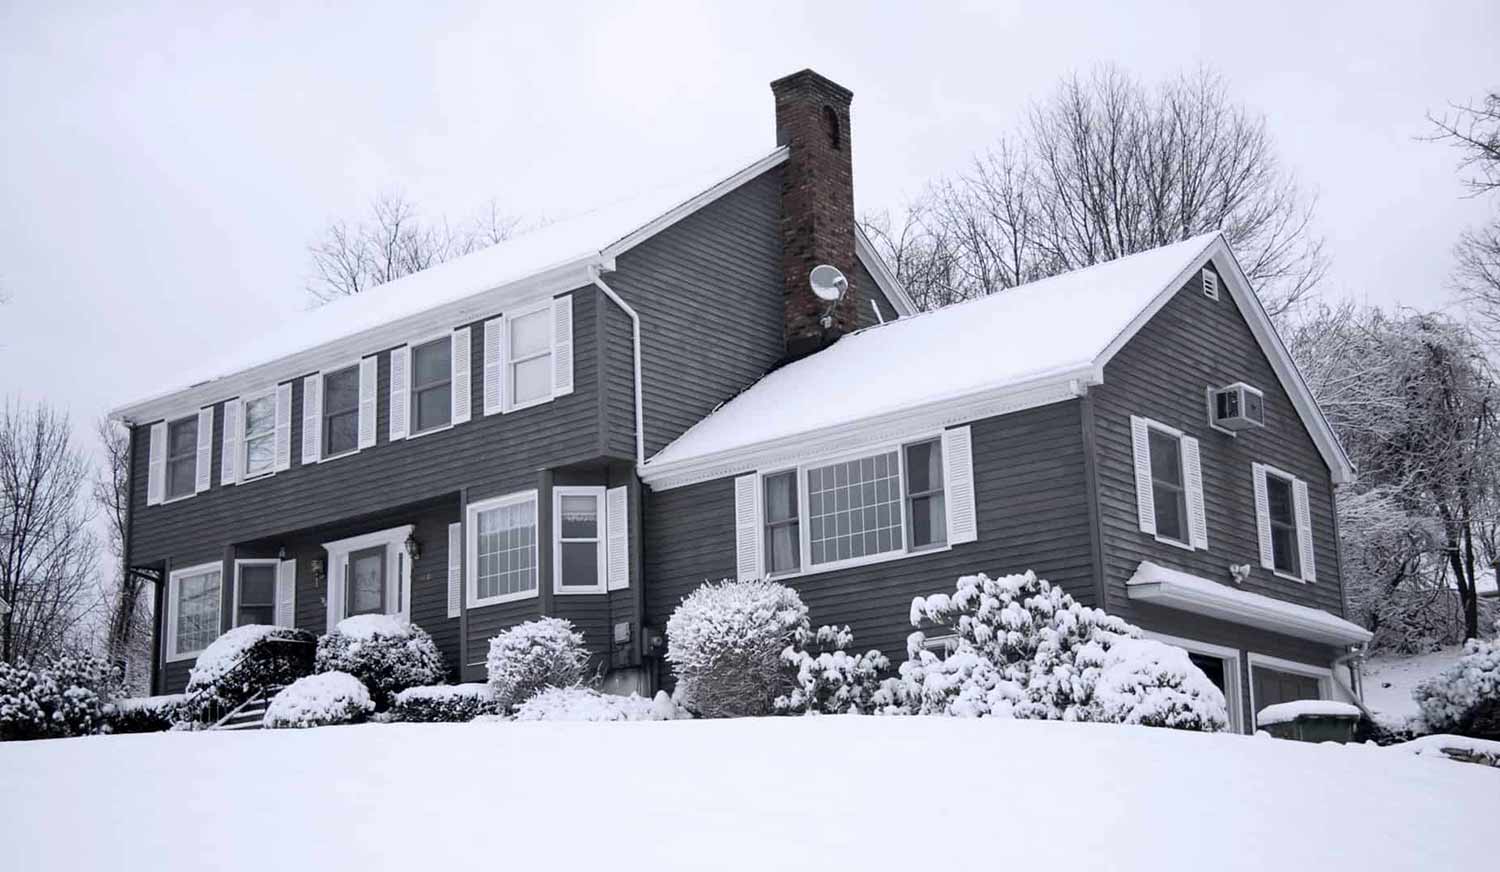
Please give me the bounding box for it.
[1,717,1493,871]
[1362,645,1462,726]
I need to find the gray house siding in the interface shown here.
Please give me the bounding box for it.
[642,400,1098,685]
[852,260,899,328]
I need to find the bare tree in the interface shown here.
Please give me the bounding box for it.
[1428,91,1500,196]
[0,400,99,664]
[93,418,151,692]
[1430,92,1500,340]
[306,192,523,305]
[864,66,1325,316]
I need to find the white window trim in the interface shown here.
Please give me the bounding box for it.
[317,357,366,463]
[553,485,608,595]
[1258,461,1307,583]
[232,558,281,628]
[165,562,223,662]
[1141,631,1245,734]
[1246,652,1334,730]
[160,413,201,505]
[406,330,456,439]
[466,490,541,608]
[322,525,415,628]
[1140,418,1195,551]
[238,386,279,482]
[502,298,557,414]
[764,435,953,582]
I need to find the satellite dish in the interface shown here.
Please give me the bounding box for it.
[809,264,848,302]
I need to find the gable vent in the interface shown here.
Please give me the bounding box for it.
[1201,267,1220,301]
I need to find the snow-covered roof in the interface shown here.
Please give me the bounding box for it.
[640,232,1354,489]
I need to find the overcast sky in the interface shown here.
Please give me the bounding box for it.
[2,1,1496,442]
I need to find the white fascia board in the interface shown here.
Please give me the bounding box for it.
[639,368,1094,490]
[854,225,918,318]
[1126,560,1372,646]
[111,259,598,426]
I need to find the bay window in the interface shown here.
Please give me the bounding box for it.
[554,487,606,594]
[468,491,539,606]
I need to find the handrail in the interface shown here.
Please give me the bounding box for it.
[182,636,315,727]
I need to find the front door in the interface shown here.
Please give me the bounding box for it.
[346,546,387,617]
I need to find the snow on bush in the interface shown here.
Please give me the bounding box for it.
[1413,637,1500,739]
[512,687,686,722]
[315,615,447,709]
[666,578,810,718]
[390,683,500,722]
[486,618,592,710]
[105,693,187,734]
[0,655,118,741]
[775,625,890,716]
[183,625,316,721]
[263,672,374,729]
[891,571,1225,730]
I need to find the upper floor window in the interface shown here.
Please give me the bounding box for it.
[1252,462,1316,582]
[484,296,573,415]
[468,491,539,606]
[1148,428,1188,545]
[167,564,222,661]
[411,337,452,434]
[554,487,606,594]
[165,415,198,501]
[322,365,360,457]
[242,391,277,478]
[508,306,553,408]
[1129,415,1207,551]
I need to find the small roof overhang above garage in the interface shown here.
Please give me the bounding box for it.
[1126,561,1373,647]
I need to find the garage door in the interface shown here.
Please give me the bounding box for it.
[1253,666,1322,712]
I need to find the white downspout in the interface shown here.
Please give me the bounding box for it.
[588,264,646,467]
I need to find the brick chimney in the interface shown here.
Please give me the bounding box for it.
[772,69,858,360]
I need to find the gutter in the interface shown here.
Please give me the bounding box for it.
[588,265,646,467]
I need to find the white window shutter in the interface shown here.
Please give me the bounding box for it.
[194,407,213,493]
[146,421,166,506]
[1252,463,1274,569]
[552,295,574,397]
[389,346,410,440]
[451,327,472,425]
[734,473,762,582]
[446,522,462,619]
[1131,415,1156,535]
[302,374,322,464]
[273,382,293,472]
[1181,435,1208,550]
[1294,478,1316,581]
[221,399,241,485]
[275,559,297,627]
[483,318,503,416]
[606,486,630,590]
[941,426,978,545]
[358,356,378,449]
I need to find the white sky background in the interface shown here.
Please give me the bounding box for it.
[1,0,1497,438]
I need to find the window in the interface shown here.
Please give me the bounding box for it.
[165,416,198,500]
[411,337,452,434]
[508,306,552,407]
[323,365,360,457]
[763,471,800,575]
[168,565,221,660]
[469,491,539,605]
[554,487,606,593]
[807,449,905,567]
[345,546,387,616]
[1148,427,1188,544]
[904,440,946,549]
[234,561,277,626]
[242,392,276,478]
[1266,472,1300,577]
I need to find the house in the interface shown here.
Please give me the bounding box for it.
[109,69,1370,732]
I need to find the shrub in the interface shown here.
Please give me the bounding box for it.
[315,615,447,709]
[1076,637,1228,730]
[390,683,500,722]
[666,579,810,718]
[775,625,890,715]
[0,654,118,741]
[1414,637,1500,739]
[105,694,187,734]
[264,672,374,729]
[513,687,686,722]
[486,618,591,710]
[183,625,316,722]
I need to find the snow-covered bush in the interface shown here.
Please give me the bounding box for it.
[0,655,118,741]
[315,615,447,709]
[1413,637,1500,739]
[105,693,187,734]
[486,618,592,710]
[891,571,1224,730]
[182,625,316,722]
[263,671,374,729]
[513,687,686,722]
[775,625,890,716]
[667,578,810,718]
[390,683,500,722]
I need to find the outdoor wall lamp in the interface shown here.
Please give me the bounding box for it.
[404,533,421,562]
